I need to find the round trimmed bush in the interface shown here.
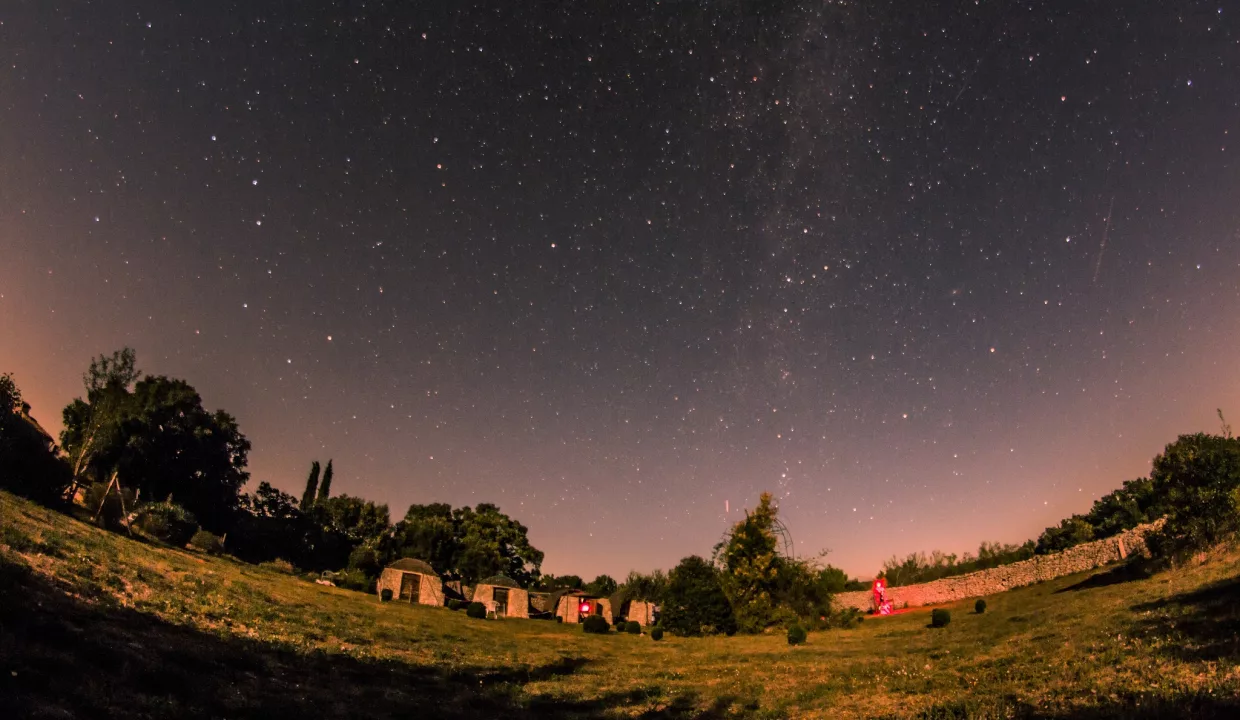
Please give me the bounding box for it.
[614,619,626,631]
[134,502,198,546]
[380,588,393,602]
[466,602,487,619]
[555,616,564,623]
[189,529,224,555]
[625,621,641,635]
[975,598,987,614]
[930,609,951,628]
[582,615,610,634]
[650,627,664,641]
[787,625,807,646]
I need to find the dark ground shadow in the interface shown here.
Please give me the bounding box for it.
[1053,561,1152,594]
[0,558,746,719]
[1130,574,1240,663]
[910,691,1240,720]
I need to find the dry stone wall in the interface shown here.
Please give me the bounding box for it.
[834,521,1161,612]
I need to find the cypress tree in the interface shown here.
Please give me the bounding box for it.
[300,461,321,510]
[317,459,333,502]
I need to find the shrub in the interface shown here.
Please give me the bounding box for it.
[466,601,487,619]
[650,627,664,641]
[975,598,987,614]
[189,529,224,555]
[1144,433,1240,560]
[787,624,807,645]
[614,619,627,631]
[446,599,465,611]
[347,545,381,576]
[625,621,641,635]
[333,568,373,592]
[133,501,198,546]
[930,609,951,628]
[555,616,563,623]
[582,615,610,634]
[260,558,295,574]
[380,588,393,602]
[661,555,737,637]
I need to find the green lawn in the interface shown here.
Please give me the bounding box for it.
[1,490,1238,719]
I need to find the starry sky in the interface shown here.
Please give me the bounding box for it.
[2,1,1238,579]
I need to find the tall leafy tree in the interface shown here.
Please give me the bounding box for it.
[382,502,544,586]
[300,461,321,511]
[318,493,390,543]
[317,459,334,502]
[585,574,617,596]
[717,492,782,632]
[60,348,140,496]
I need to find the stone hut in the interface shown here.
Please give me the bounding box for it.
[623,600,658,626]
[376,558,445,607]
[552,589,613,624]
[470,574,530,618]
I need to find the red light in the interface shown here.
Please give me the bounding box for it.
[579,601,591,614]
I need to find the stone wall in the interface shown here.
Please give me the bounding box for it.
[833,521,1161,612]
[471,584,530,618]
[626,600,657,626]
[376,569,445,607]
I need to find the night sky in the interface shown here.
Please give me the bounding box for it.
[2,2,1238,578]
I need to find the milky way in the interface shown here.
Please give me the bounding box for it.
[2,2,1238,577]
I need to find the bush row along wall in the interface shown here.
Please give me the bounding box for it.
[833,521,1162,612]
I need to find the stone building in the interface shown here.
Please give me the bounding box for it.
[470,575,530,618]
[552,590,613,623]
[376,558,445,607]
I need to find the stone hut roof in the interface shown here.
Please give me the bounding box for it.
[479,574,521,589]
[386,558,438,576]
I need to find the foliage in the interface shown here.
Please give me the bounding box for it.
[661,555,736,637]
[133,501,198,546]
[332,568,372,593]
[975,598,987,614]
[787,624,807,645]
[380,588,393,602]
[190,530,225,555]
[300,461,321,511]
[317,460,333,502]
[622,569,667,602]
[319,495,391,544]
[466,601,487,619]
[650,627,664,641]
[585,574,617,596]
[535,574,584,591]
[716,492,782,632]
[582,615,610,634]
[347,545,382,577]
[382,502,543,587]
[1144,433,1240,560]
[83,481,137,531]
[446,599,464,610]
[613,619,626,630]
[231,482,350,571]
[0,372,72,504]
[1036,478,1162,555]
[61,360,251,533]
[930,609,951,628]
[625,620,641,634]
[883,540,1037,587]
[259,558,295,574]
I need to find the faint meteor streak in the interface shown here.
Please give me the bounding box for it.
[1093,196,1114,284]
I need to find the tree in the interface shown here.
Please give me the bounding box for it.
[301,461,321,511]
[0,373,71,503]
[318,494,390,543]
[1145,433,1240,560]
[716,492,782,632]
[585,574,617,596]
[382,502,544,587]
[536,574,584,591]
[1035,516,1096,555]
[623,570,667,602]
[661,555,735,636]
[60,348,140,496]
[61,368,251,532]
[317,459,334,503]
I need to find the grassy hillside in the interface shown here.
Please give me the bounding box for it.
[1,491,1238,719]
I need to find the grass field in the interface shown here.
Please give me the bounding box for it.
[2,490,1239,719]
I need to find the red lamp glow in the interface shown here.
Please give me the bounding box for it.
[579,601,592,615]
